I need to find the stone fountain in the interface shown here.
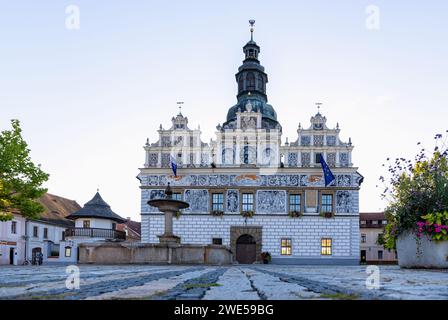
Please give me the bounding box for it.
[147,183,189,245]
[77,183,233,265]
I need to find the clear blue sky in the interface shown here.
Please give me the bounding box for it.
[1,1,447,221]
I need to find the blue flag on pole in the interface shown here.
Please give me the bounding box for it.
[169,155,177,177]
[320,155,335,187]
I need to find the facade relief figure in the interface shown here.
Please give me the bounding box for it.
[226,190,239,212]
[336,190,352,213]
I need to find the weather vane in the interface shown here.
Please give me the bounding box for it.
[315,102,323,114]
[249,19,255,41]
[176,101,184,115]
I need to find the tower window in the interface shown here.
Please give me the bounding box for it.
[246,72,255,91]
[257,74,264,91]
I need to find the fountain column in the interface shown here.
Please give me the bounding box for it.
[147,183,189,245]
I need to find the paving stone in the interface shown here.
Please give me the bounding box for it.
[1,264,447,300]
[203,267,260,300]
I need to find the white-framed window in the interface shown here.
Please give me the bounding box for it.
[33,226,38,238]
[83,220,90,228]
[65,247,72,257]
[321,194,333,213]
[321,238,332,255]
[361,234,367,243]
[212,193,224,211]
[242,193,254,212]
[281,238,292,255]
[11,221,17,234]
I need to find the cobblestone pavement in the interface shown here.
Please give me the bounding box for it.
[0,264,447,300]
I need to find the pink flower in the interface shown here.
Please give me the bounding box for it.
[435,226,442,233]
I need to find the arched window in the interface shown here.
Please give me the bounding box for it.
[246,72,255,91]
[243,146,249,164]
[222,148,234,165]
[257,74,264,91]
[238,75,244,92]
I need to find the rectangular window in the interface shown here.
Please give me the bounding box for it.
[33,226,38,238]
[43,228,48,239]
[281,238,292,255]
[172,192,182,201]
[112,223,116,230]
[83,220,90,228]
[212,238,222,245]
[65,247,72,257]
[315,152,322,164]
[11,221,17,234]
[242,193,254,212]
[321,238,332,255]
[61,231,65,241]
[361,234,366,243]
[289,194,301,212]
[378,250,383,260]
[321,194,333,213]
[212,193,224,211]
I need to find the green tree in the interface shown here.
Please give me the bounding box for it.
[0,120,49,221]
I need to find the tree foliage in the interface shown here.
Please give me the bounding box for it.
[0,120,49,221]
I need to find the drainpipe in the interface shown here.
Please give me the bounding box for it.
[24,219,28,262]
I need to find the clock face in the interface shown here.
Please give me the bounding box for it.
[313,123,323,130]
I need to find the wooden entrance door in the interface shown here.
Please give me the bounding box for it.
[360,250,367,263]
[236,234,256,264]
[9,248,14,265]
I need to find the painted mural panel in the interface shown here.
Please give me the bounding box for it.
[184,189,209,213]
[257,190,286,214]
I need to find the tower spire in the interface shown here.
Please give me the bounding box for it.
[249,19,255,41]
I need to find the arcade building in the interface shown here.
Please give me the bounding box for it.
[138,23,363,264]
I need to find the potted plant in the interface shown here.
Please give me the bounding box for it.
[320,211,334,218]
[288,211,302,218]
[260,252,271,264]
[381,133,448,268]
[211,210,224,217]
[241,210,254,218]
[174,211,182,219]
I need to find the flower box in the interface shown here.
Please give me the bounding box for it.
[320,212,334,218]
[240,211,254,218]
[211,210,224,217]
[288,211,302,218]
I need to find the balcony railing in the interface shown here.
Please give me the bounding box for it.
[65,227,126,241]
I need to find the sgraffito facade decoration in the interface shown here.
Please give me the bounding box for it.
[138,23,363,265]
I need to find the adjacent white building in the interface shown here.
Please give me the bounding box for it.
[0,213,26,265]
[59,192,127,263]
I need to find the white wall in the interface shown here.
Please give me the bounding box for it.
[142,214,360,260]
[26,221,67,262]
[74,218,114,229]
[0,214,26,265]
